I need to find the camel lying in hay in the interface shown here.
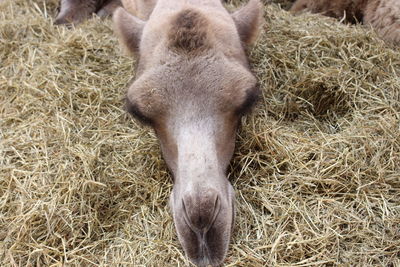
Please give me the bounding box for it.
[113,0,263,265]
[290,0,400,45]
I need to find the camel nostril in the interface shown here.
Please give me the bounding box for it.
[181,190,221,233]
[174,188,233,267]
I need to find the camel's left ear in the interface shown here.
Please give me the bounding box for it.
[231,0,264,45]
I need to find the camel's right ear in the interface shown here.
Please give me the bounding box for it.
[231,0,264,45]
[113,7,145,56]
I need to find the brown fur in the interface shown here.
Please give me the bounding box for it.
[290,0,368,23]
[168,9,211,53]
[290,0,400,45]
[364,0,400,44]
[55,0,121,25]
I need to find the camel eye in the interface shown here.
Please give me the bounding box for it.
[235,85,260,116]
[125,97,153,125]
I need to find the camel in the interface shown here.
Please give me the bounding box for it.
[113,0,263,266]
[54,0,263,265]
[290,0,400,45]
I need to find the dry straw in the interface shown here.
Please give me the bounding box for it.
[1,0,399,266]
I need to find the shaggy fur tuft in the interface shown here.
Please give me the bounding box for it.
[168,9,210,53]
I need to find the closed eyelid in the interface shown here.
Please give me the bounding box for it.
[235,85,260,115]
[125,97,153,125]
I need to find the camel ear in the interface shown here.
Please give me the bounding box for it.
[231,0,264,45]
[121,0,138,16]
[113,7,145,56]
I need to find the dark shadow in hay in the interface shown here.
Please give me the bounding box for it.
[287,80,350,120]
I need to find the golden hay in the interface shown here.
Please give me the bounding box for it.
[1,0,399,266]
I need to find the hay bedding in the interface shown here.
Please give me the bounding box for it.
[1,0,399,266]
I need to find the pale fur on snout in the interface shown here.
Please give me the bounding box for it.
[113,0,264,266]
[290,0,400,45]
